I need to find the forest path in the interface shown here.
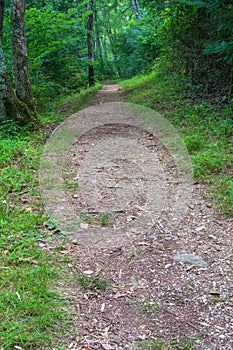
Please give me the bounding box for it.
[91,82,124,104]
[40,83,233,350]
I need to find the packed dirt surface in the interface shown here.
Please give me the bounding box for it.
[92,82,124,104]
[40,83,233,350]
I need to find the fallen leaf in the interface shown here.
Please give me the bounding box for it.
[148,133,155,139]
[138,334,146,340]
[101,303,105,312]
[16,292,21,301]
[191,243,199,252]
[107,178,116,182]
[210,290,220,296]
[24,206,32,213]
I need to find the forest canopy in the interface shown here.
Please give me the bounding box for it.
[0,0,233,121]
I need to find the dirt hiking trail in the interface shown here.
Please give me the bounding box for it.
[40,83,233,350]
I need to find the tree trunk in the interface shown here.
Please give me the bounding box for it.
[131,0,141,20]
[0,0,4,40]
[0,0,37,126]
[0,40,36,125]
[94,8,103,68]
[11,0,36,114]
[0,0,9,118]
[87,0,95,86]
[106,27,121,77]
[0,0,15,120]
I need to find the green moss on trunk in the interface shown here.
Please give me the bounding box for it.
[3,96,37,127]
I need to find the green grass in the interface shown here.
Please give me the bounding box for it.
[79,212,95,224]
[37,83,101,123]
[137,336,198,350]
[121,67,233,215]
[0,253,67,349]
[77,274,110,291]
[0,134,67,349]
[79,211,113,226]
[0,85,100,349]
[99,212,112,226]
[139,299,163,315]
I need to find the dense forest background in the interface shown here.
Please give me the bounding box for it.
[1,0,233,120]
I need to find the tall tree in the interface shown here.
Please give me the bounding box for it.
[87,0,95,86]
[131,0,141,19]
[11,0,35,113]
[0,0,17,120]
[0,0,4,39]
[0,0,37,125]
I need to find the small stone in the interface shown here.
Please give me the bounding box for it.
[83,269,94,275]
[165,263,172,269]
[173,253,208,267]
[80,223,89,229]
[105,161,119,168]
[208,235,217,240]
[165,234,173,240]
[196,226,205,232]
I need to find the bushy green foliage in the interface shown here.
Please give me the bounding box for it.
[1,1,91,108]
[140,0,233,96]
[26,6,87,103]
[113,26,159,78]
[122,65,233,215]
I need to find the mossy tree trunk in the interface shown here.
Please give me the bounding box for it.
[0,41,36,125]
[0,0,37,126]
[11,0,36,119]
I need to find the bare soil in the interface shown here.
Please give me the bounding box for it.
[41,83,233,350]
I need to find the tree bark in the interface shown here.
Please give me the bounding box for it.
[0,0,14,119]
[0,0,37,126]
[87,0,95,86]
[11,0,35,113]
[0,0,4,40]
[0,41,36,125]
[94,8,103,68]
[131,0,141,20]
